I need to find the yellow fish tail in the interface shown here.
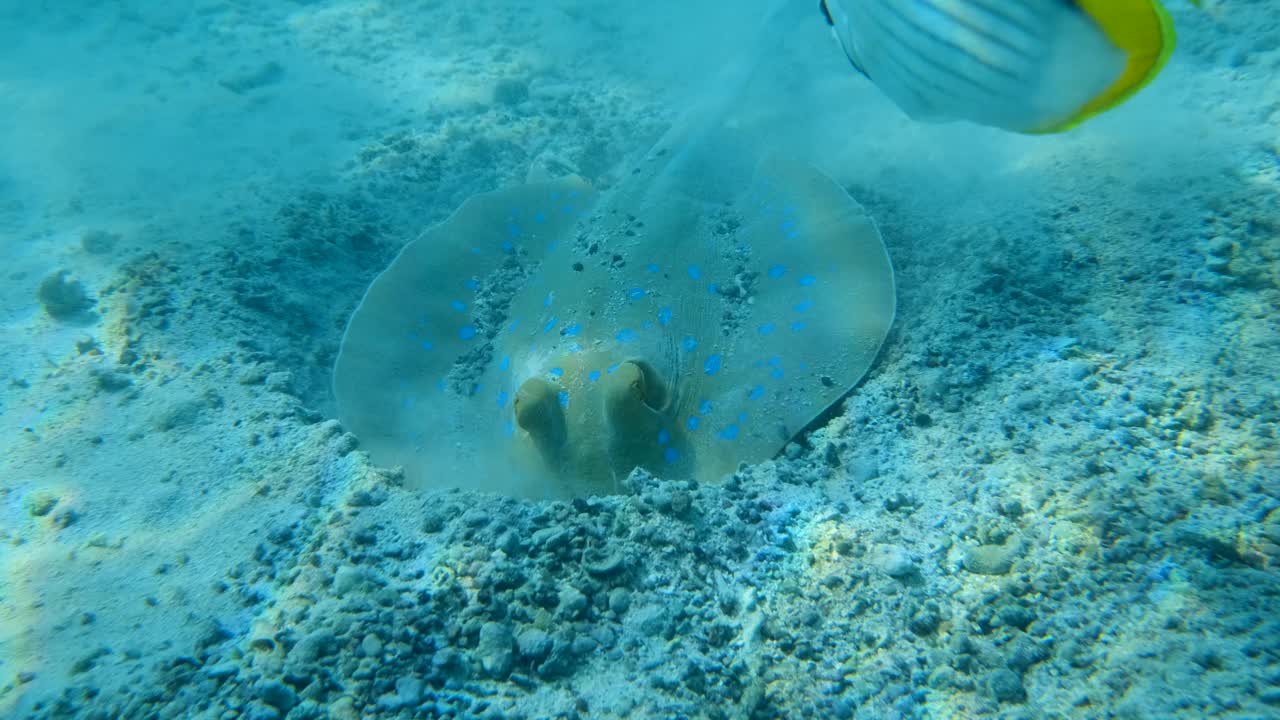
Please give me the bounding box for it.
[1034,0,1178,133]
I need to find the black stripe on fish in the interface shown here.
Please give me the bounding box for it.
[867,1,1020,99]
[937,0,1045,57]
[879,0,1027,85]
[965,0,1045,43]
[860,3,1010,107]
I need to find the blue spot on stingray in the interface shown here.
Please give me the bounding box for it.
[543,292,555,308]
[606,363,621,374]
[616,328,637,343]
[657,307,672,326]
[738,412,749,423]
[682,336,698,352]
[496,390,509,408]
[627,287,646,300]
[507,319,521,333]
[767,264,787,279]
[548,367,564,379]
[657,429,670,446]
[499,356,511,371]
[771,368,785,380]
[543,317,557,333]
[546,240,559,252]
[558,390,570,407]
[686,416,701,431]
[459,325,478,340]
[786,230,801,241]
[504,420,515,437]
[563,322,582,337]
[767,356,782,367]
[791,321,807,332]
[421,340,434,351]
[464,278,479,291]
[506,223,521,238]
[664,447,680,464]
[641,320,654,330]
[569,190,579,198]
[704,354,723,375]
[550,191,561,201]
[758,323,776,336]
[699,399,713,415]
[687,265,703,280]
[646,263,660,273]
[562,204,574,214]
[471,247,483,255]
[450,300,466,312]
[588,370,601,382]
[719,424,740,441]
[799,274,817,286]
[707,283,719,295]
[783,205,796,215]
[566,343,583,354]
[501,240,514,252]
[748,385,765,400]
[780,219,796,231]
[534,211,546,223]
[794,299,813,313]
[401,396,415,409]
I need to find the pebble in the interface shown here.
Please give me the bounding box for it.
[875,545,916,578]
[205,663,239,681]
[37,269,93,319]
[908,609,941,636]
[291,629,336,663]
[516,628,552,661]
[478,622,514,678]
[963,544,1014,576]
[333,566,368,595]
[257,680,297,713]
[558,585,588,618]
[360,633,383,657]
[607,587,632,615]
[998,604,1036,631]
[243,701,282,720]
[24,491,59,517]
[988,669,1026,704]
[394,675,424,705]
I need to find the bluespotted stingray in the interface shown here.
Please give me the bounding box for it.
[334,139,895,499]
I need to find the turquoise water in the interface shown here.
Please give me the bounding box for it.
[1,2,1277,719]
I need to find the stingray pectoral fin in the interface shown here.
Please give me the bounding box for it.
[333,174,595,492]
[675,154,895,484]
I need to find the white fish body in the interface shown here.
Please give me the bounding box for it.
[823,0,1179,133]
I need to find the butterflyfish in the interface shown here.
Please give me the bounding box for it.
[819,0,1185,133]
